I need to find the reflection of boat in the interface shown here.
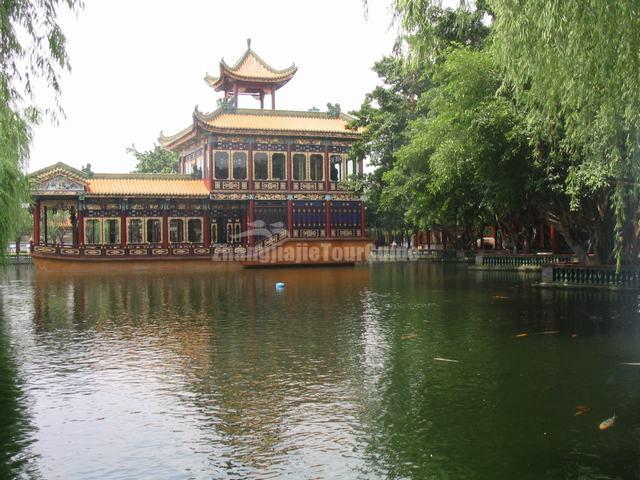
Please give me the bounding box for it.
[29,41,371,271]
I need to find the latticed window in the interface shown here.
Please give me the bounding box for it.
[254,153,268,180]
[330,155,342,181]
[169,219,184,243]
[103,219,120,244]
[232,152,247,180]
[214,152,229,179]
[146,219,162,243]
[293,153,306,180]
[346,158,355,179]
[310,154,323,181]
[127,219,144,244]
[85,219,101,244]
[271,153,286,180]
[187,218,203,243]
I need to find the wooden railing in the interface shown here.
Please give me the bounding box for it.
[253,230,288,253]
[543,264,640,288]
[369,248,466,262]
[370,247,412,261]
[476,253,575,267]
[33,244,247,260]
[32,231,291,262]
[7,254,32,264]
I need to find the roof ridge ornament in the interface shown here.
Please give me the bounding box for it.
[203,43,297,110]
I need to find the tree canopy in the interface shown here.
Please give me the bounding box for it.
[0,0,81,259]
[350,4,491,243]
[128,144,178,174]
[356,0,640,263]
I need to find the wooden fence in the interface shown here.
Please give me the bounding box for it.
[542,264,640,289]
[476,253,575,268]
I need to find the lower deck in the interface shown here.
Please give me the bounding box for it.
[32,237,373,271]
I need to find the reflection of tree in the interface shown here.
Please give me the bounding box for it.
[0,299,39,478]
[358,263,640,479]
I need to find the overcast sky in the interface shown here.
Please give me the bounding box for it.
[28,0,401,174]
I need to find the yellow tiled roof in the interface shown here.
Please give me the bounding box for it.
[160,109,360,148]
[87,176,209,197]
[225,49,296,80]
[201,109,359,135]
[205,43,296,89]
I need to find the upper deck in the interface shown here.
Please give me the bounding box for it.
[159,108,362,201]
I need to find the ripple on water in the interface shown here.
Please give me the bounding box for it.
[0,265,638,479]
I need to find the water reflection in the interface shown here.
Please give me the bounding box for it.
[0,263,638,478]
[27,267,374,478]
[0,268,39,479]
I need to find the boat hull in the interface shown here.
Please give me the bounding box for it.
[32,239,373,271]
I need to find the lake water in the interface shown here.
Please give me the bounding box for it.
[1,263,639,479]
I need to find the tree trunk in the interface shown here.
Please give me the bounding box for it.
[553,221,588,263]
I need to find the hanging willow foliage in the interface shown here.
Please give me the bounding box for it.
[388,0,640,264]
[489,0,640,265]
[0,0,82,260]
[0,92,30,263]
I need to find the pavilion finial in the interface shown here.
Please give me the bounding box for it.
[247,38,251,49]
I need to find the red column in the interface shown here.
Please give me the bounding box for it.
[201,147,207,178]
[325,201,331,238]
[209,145,214,181]
[120,212,127,248]
[360,202,366,238]
[426,228,431,249]
[248,199,255,248]
[248,142,254,190]
[271,85,276,109]
[358,158,364,176]
[234,82,239,107]
[260,93,264,109]
[162,211,169,248]
[204,144,213,190]
[324,145,329,192]
[43,207,48,244]
[33,200,41,246]
[203,210,211,247]
[287,200,293,237]
[77,210,84,246]
[287,143,293,191]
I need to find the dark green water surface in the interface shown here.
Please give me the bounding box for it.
[1,263,639,479]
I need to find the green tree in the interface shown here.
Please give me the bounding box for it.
[0,0,81,260]
[326,102,341,117]
[490,0,640,264]
[12,207,33,256]
[349,4,491,242]
[128,144,178,174]
[387,48,539,251]
[391,0,640,264]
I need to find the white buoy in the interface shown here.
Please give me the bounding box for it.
[275,282,285,289]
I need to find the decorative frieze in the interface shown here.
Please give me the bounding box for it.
[215,140,249,150]
[185,147,204,163]
[291,144,323,153]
